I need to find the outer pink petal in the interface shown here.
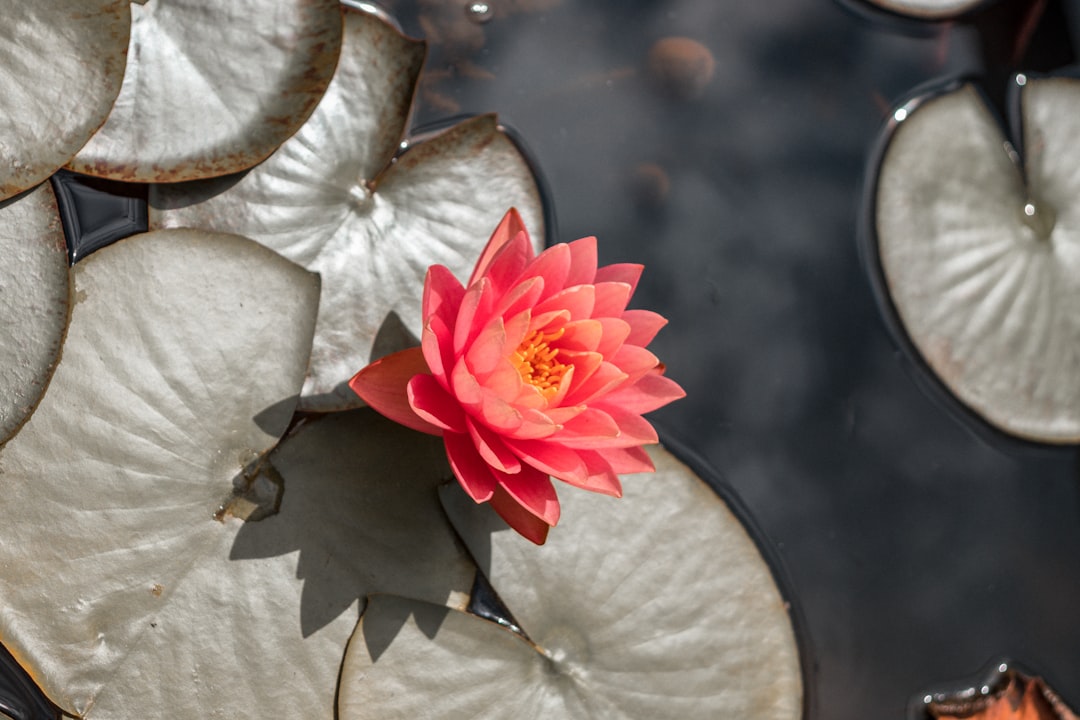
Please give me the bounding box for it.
[495,276,545,321]
[548,408,621,448]
[421,315,453,385]
[489,483,551,545]
[622,309,668,347]
[505,438,588,486]
[454,278,490,357]
[534,284,595,321]
[609,344,660,384]
[594,263,643,295]
[483,230,534,294]
[599,370,686,414]
[497,463,560,527]
[595,317,631,358]
[466,417,522,474]
[596,445,655,475]
[592,281,633,318]
[407,373,467,433]
[520,243,570,302]
[349,348,442,436]
[469,208,531,286]
[564,360,628,406]
[444,430,497,503]
[423,264,466,328]
[565,236,598,287]
[590,405,660,447]
[566,450,623,497]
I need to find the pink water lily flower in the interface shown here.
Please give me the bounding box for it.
[349,209,684,544]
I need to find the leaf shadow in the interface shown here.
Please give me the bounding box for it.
[361,595,450,663]
[228,408,476,639]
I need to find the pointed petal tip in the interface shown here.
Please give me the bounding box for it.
[348,348,443,436]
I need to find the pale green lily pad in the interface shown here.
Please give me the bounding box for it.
[0,184,69,445]
[68,0,342,183]
[876,78,1080,443]
[0,1,128,199]
[341,447,802,719]
[150,6,545,411]
[861,0,986,18]
[0,228,322,717]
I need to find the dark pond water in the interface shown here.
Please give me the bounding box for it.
[380,0,1080,717]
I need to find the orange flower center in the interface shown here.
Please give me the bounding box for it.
[512,328,568,399]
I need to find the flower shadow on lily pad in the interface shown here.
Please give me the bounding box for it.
[228,408,477,638]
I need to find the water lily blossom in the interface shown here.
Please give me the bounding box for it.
[349,209,684,544]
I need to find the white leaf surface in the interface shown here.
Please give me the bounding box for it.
[68,0,343,183]
[0,228,323,717]
[150,6,545,411]
[0,1,128,199]
[876,79,1080,442]
[0,184,69,445]
[341,447,803,719]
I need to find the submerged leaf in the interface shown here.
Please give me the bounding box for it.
[926,667,1077,720]
[68,0,343,183]
[0,229,323,717]
[0,1,128,199]
[875,79,1080,443]
[341,447,802,719]
[151,6,545,411]
[0,184,70,445]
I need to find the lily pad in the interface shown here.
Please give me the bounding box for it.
[0,228,321,717]
[340,447,802,719]
[150,6,545,411]
[859,0,987,19]
[0,1,128,200]
[874,78,1080,443]
[68,0,343,183]
[0,184,70,445]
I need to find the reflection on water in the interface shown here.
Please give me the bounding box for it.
[383,0,1080,717]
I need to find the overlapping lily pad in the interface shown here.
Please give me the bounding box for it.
[0,184,70,445]
[68,0,343,183]
[874,77,1080,443]
[150,5,545,411]
[0,1,128,199]
[0,228,321,717]
[340,447,802,719]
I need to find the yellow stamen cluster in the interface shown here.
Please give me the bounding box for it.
[512,328,568,399]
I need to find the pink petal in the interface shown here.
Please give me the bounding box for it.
[622,309,668,347]
[595,317,631,358]
[548,408,621,448]
[589,405,660,448]
[349,347,442,436]
[600,371,686,414]
[564,359,628,406]
[407,373,467,433]
[453,278,491,357]
[423,264,465,327]
[482,230,534,294]
[489,483,550,545]
[465,316,509,377]
[496,463,560,527]
[466,416,522,474]
[564,236,598,287]
[505,438,588,486]
[450,359,484,410]
[557,319,604,353]
[610,344,660,384]
[592,281,633,318]
[495,276,545,320]
[469,208,531,286]
[521,243,570,301]
[444,431,497,502]
[421,315,453,385]
[596,445,655,475]
[544,404,586,425]
[534,284,595,321]
[485,358,527,400]
[565,451,623,497]
[594,263,642,295]
[508,408,561,440]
